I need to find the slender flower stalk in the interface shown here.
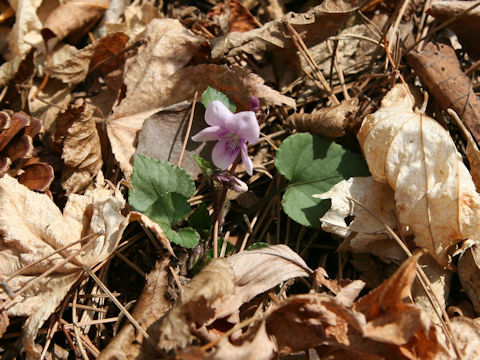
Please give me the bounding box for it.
[192,100,260,175]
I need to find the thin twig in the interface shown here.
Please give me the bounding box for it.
[178,91,198,167]
[83,266,157,348]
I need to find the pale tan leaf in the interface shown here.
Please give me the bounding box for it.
[28,78,73,132]
[219,244,311,318]
[158,258,235,350]
[55,99,103,195]
[314,177,396,252]
[212,322,275,360]
[358,83,480,265]
[211,0,363,59]
[0,175,128,354]
[8,0,43,57]
[157,245,309,350]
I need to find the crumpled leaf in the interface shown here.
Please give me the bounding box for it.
[54,99,103,194]
[314,176,396,254]
[211,253,450,359]
[8,0,43,57]
[0,175,128,355]
[211,0,363,59]
[45,32,130,84]
[157,244,310,350]
[358,83,480,265]
[41,0,110,44]
[287,98,359,139]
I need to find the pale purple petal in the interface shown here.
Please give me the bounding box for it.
[191,126,225,142]
[240,142,253,175]
[205,100,233,126]
[222,111,260,144]
[211,138,240,170]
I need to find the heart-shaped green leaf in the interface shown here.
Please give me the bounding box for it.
[275,133,369,228]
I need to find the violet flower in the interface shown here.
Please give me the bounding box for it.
[192,100,260,175]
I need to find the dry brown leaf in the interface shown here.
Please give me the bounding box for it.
[358,83,480,265]
[211,0,363,59]
[97,257,171,360]
[314,177,396,253]
[427,1,480,59]
[210,253,454,359]
[45,32,130,84]
[28,78,73,132]
[0,301,8,338]
[288,98,358,139]
[458,243,480,314]
[354,252,448,358]
[108,61,295,177]
[54,99,102,194]
[41,0,110,43]
[0,175,128,355]
[157,245,310,350]
[448,317,480,359]
[407,42,480,144]
[135,101,212,177]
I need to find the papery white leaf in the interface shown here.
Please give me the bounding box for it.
[357,84,480,265]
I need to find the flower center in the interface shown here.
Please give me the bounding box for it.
[225,132,241,154]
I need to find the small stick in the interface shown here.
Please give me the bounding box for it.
[220,231,230,258]
[178,91,198,167]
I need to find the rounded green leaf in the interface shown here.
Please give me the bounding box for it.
[275,133,369,228]
[129,154,195,212]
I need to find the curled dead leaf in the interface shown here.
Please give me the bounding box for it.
[54,99,102,194]
[407,42,480,144]
[358,83,480,265]
[287,98,358,139]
